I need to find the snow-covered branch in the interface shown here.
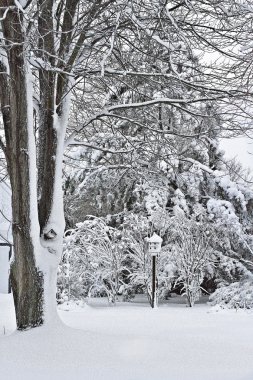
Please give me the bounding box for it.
[66,141,135,155]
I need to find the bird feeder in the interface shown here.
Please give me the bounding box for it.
[147,233,163,256]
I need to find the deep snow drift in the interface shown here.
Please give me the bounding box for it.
[0,294,253,380]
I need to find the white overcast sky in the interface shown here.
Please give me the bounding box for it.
[220,137,253,172]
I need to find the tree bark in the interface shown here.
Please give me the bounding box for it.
[0,0,76,329]
[0,2,44,329]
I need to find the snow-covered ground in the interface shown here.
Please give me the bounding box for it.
[1,294,253,380]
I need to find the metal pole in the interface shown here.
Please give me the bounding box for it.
[151,255,156,308]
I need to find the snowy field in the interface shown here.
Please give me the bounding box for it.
[1,294,253,380]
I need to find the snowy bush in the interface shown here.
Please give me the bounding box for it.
[59,217,129,304]
[209,281,253,309]
[167,215,215,307]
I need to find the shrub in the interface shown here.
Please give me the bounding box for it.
[209,281,253,309]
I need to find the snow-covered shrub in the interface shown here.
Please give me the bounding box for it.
[209,281,253,309]
[167,214,215,307]
[120,214,157,302]
[59,217,129,304]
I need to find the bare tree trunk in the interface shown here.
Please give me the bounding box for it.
[0,0,77,330]
[0,3,44,329]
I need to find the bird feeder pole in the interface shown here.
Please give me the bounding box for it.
[147,233,163,308]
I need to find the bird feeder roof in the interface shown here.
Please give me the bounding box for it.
[148,233,163,243]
